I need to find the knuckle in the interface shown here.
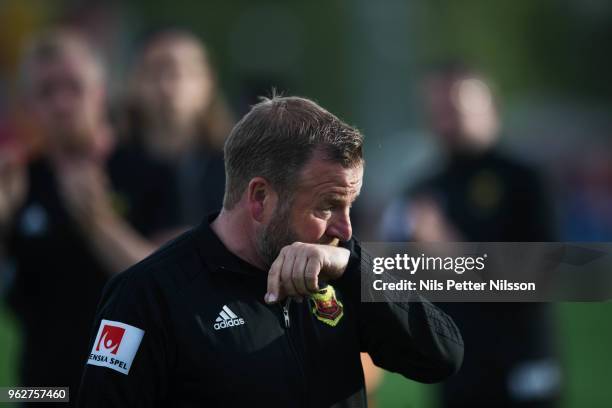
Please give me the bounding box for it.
[303,245,317,257]
[304,267,317,279]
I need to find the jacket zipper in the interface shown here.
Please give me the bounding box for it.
[279,299,308,407]
[282,300,291,328]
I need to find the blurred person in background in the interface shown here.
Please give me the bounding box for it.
[120,29,233,227]
[0,29,182,405]
[381,62,560,408]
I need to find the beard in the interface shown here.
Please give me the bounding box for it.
[255,202,299,268]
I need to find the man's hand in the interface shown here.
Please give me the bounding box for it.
[57,158,157,274]
[265,242,350,304]
[57,159,115,227]
[409,196,462,242]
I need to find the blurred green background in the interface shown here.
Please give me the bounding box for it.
[1,0,612,407]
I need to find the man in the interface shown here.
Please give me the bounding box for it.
[381,63,559,407]
[78,96,464,407]
[1,29,181,405]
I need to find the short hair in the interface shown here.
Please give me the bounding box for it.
[422,60,489,85]
[223,96,364,209]
[19,28,104,94]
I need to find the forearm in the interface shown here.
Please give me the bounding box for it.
[0,159,26,236]
[85,213,157,274]
[0,182,26,238]
[335,240,464,383]
[364,298,463,382]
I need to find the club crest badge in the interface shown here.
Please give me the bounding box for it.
[310,285,343,327]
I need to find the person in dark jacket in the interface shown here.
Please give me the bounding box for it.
[1,29,184,407]
[381,63,560,408]
[78,96,464,407]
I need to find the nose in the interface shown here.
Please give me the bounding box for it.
[48,89,79,120]
[159,75,177,99]
[327,210,353,242]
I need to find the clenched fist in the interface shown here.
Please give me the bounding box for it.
[265,242,350,304]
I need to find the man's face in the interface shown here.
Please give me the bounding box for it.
[424,74,498,151]
[256,154,363,266]
[424,76,462,142]
[136,38,213,129]
[28,50,104,152]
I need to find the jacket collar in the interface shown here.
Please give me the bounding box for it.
[195,213,267,279]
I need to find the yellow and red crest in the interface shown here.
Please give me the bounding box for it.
[310,285,343,327]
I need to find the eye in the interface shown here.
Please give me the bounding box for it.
[315,207,333,219]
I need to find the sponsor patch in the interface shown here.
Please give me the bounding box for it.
[87,319,144,375]
[310,285,344,327]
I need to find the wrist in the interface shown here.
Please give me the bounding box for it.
[320,245,350,280]
[81,204,117,233]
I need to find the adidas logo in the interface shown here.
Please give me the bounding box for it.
[213,305,245,330]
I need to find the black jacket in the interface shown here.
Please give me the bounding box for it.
[78,215,463,407]
[6,157,178,404]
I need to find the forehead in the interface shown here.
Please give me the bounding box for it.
[296,155,363,198]
[143,39,205,66]
[30,50,97,86]
[424,76,457,99]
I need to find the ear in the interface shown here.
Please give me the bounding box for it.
[246,177,277,223]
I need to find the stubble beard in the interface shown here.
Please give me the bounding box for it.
[256,201,299,268]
